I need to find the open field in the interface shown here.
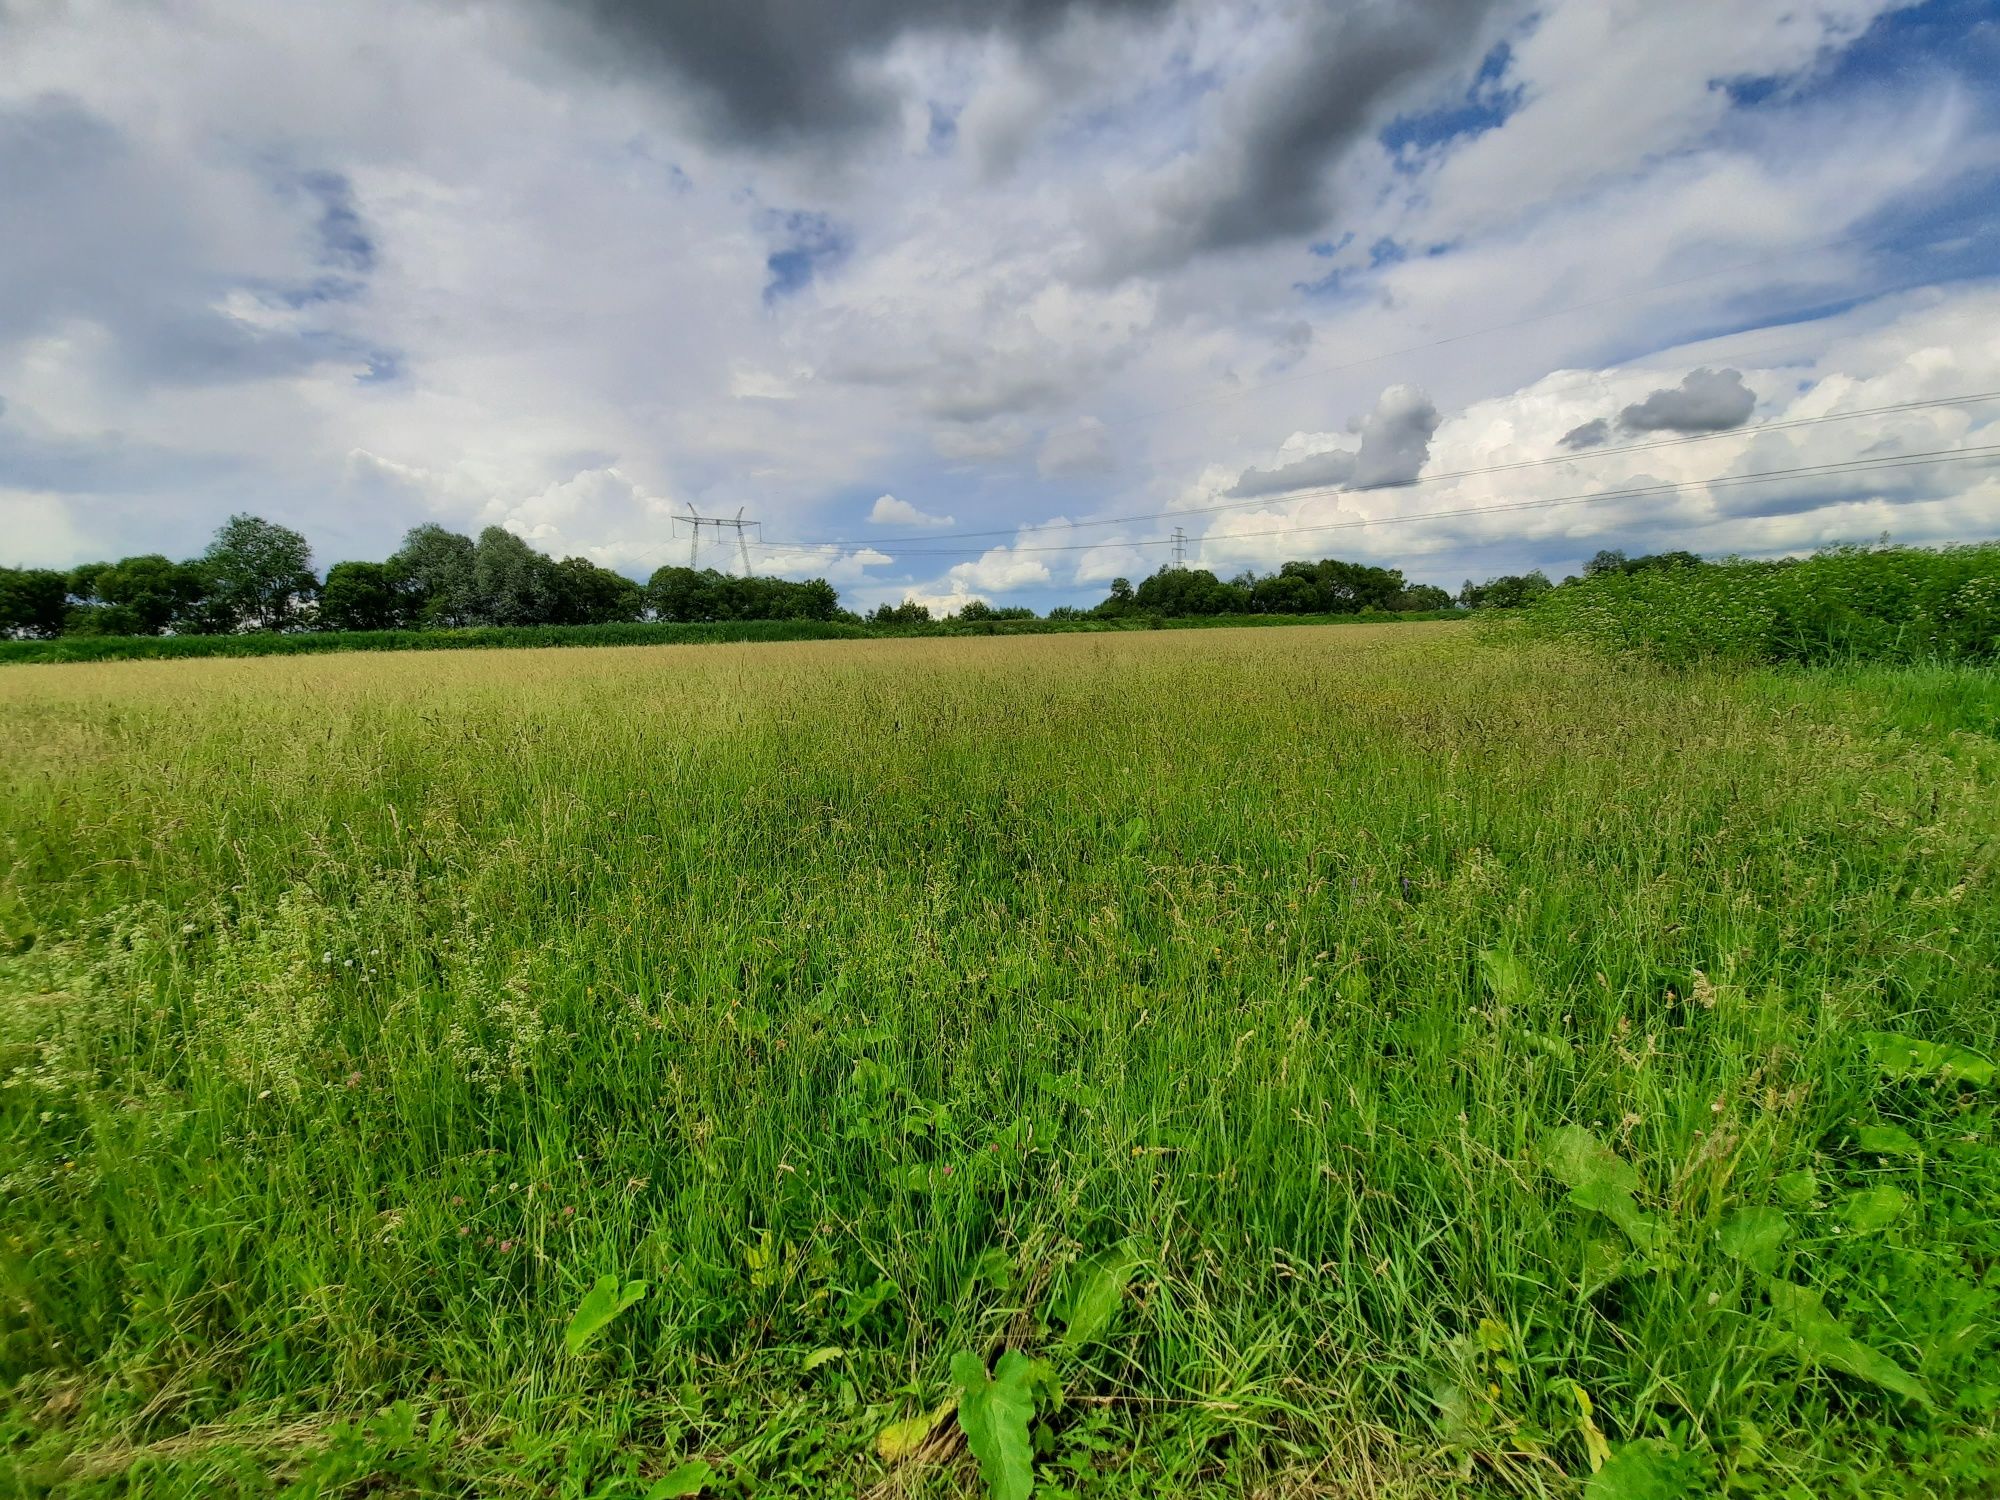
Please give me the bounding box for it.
[0,610,1460,667]
[3,623,1997,1497]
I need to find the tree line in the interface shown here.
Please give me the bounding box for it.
[0,515,845,639]
[4,511,1581,641]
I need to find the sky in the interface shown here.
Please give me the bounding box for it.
[3,0,1999,613]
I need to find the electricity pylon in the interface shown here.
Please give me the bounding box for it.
[674,505,760,576]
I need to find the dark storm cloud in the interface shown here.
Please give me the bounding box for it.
[1099,0,1509,273]
[1230,384,1439,497]
[1618,367,1756,433]
[1560,417,1610,450]
[1231,446,1356,498]
[1351,384,1440,487]
[533,0,1177,148]
[538,0,1509,267]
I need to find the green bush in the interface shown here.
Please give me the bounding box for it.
[0,618,865,664]
[1522,543,2000,666]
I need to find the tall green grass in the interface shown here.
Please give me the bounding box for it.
[1521,543,2000,665]
[1,625,1995,1497]
[0,609,1460,666]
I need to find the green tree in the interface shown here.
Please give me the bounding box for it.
[1585,548,1629,577]
[72,554,207,635]
[1393,583,1453,611]
[549,556,644,625]
[389,524,479,627]
[0,567,70,638]
[1460,570,1553,609]
[1132,567,1248,617]
[318,561,407,632]
[201,514,317,631]
[472,526,558,626]
[647,566,841,624]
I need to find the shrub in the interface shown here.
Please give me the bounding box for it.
[1522,543,2000,666]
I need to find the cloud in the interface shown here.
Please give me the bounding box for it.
[4,0,1996,608]
[1230,384,1439,497]
[1560,417,1611,450]
[1351,383,1441,487]
[869,493,953,527]
[0,94,382,386]
[1037,415,1112,476]
[532,0,1177,151]
[1188,287,2000,587]
[1230,446,1355,499]
[1618,366,1756,434]
[1091,0,1508,273]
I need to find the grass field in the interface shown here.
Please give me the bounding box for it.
[2,623,1997,1498]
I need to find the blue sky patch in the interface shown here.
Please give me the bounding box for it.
[1380,39,1522,155]
[763,210,852,303]
[299,169,374,274]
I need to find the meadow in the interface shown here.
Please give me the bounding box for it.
[2,623,1996,1498]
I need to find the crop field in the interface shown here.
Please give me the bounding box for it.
[2,622,1997,1498]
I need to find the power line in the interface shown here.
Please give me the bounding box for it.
[750,391,2000,554]
[824,444,2000,558]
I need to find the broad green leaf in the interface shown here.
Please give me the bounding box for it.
[1543,1127,1666,1251]
[1584,1439,1698,1499]
[801,1345,845,1372]
[1861,1032,1996,1088]
[563,1274,649,1356]
[1717,1206,1790,1274]
[1767,1280,1931,1407]
[1478,948,1535,1005]
[875,1400,954,1463]
[1120,816,1149,854]
[1854,1123,1921,1158]
[1513,1026,1572,1060]
[1058,1241,1139,1352]
[1841,1184,1908,1233]
[644,1460,711,1498]
[951,1350,1038,1500]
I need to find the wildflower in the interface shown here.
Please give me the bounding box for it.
[499,1239,514,1253]
[258,1089,272,1100]
[562,1205,575,1218]
[345,1070,362,1089]
[458,1226,470,1237]
[483,1236,495,1246]
[452,1195,466,1206]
